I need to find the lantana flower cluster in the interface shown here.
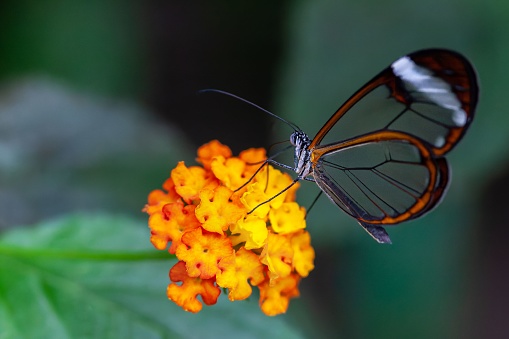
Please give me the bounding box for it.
[143,140,315,316]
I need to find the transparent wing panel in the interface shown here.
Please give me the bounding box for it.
[313,139,437,223]
[314,49,478,156]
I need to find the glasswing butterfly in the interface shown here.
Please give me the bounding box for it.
[205,49,478,244]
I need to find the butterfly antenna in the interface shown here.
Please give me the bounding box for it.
[198,89,300,131]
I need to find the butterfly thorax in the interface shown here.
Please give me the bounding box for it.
[290,131,313,179]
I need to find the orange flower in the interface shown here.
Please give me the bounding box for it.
[167,261,221,313]
[149,201,201,253]
[210,156,247,191]
[144,140,316,316]
[194,186,246,234]
[175,227,233,279]
[239,148,267,178]
[144,180,184,250]
[196,139,232,170]
[171,162,218,204]
[143,178,179,215]
[216,247,265,301]
[290,230,315,278]
[259,273,301,316]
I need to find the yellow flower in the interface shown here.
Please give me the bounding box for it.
[240,182,271,218]
[230,215,268,250]
[260,232,293,282]
[143,140,315,316]
[269,202,306,234]
[253,165,294,209]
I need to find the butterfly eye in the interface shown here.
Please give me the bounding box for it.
[289,132,298,146]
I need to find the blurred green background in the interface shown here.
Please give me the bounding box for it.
[1,0,508,338]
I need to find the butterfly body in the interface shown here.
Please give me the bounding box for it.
[290,131,313,178]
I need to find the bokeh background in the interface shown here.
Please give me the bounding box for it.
[1,1,508,338]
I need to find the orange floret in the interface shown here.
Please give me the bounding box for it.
[258,273,301,316]
[239,148,267,177]
[167,261,221,313]
[147,211,171,251]
[196,139,232,170]
[239,147,266,163]
[216,247,266,301]
[150,201,201,253]
[210,155,248,191]
[290,230,315,278]
[194,186,246,234]
[143,178,180,216]
[171,162,218,204]
[176,227,234,279]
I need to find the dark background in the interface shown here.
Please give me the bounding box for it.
[1,1,508,338]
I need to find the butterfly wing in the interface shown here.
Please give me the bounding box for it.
[309,49,478,242]
[312,134,450,243]
[313,132,438,221]
[309,49,478,155]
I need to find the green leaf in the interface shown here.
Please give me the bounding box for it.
[0,214,303,339]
